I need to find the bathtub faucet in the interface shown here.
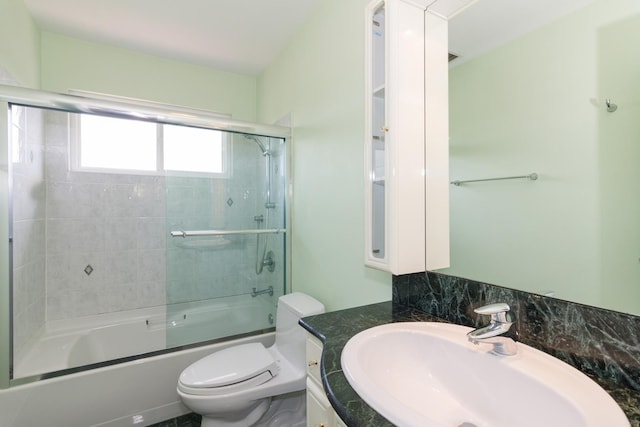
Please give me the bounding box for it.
[252,286,274,298]
[467,303,517,356]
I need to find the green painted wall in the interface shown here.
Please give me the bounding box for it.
[444,0,640,314]
[258,0,392,311]
[597,11,640,314]
[3,0,392,313]
[40,32,257,121]
[0,0,40,87]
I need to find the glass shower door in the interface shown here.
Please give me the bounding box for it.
[164,130,287,348]
[3,87,290,384]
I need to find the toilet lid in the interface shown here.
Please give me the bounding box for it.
[179,342,279,389]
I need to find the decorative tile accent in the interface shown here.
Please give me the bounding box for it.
[226,197,234,206]
[84,264,93,276]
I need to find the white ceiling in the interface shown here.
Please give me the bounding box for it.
[22,0,594,76]
[22,0,321,76]
[448,0,594,65]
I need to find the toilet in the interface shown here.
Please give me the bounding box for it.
[177,292,325,427]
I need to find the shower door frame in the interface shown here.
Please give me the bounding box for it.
[0,84,292,389]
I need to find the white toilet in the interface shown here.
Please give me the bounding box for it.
[177,292,325,427]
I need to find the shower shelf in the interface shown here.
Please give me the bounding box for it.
[171,228,287,238]
[175,238,233,250]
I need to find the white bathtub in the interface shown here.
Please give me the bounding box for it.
[1,332,276,427]
[14,295,275,378]
[14,294,275,379]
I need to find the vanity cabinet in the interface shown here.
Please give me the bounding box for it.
[306,334,346,427]
[364,0,451,274]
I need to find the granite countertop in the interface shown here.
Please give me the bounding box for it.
[299,301,640,427]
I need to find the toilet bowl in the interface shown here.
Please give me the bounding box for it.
[177,292,325,427]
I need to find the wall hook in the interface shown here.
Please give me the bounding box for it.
[606,98,618,113]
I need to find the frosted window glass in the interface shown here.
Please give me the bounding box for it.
[10,106,25,164]
[163,125,224,173]
[80,115,157,171]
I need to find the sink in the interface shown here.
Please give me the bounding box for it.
[341,322,629,427]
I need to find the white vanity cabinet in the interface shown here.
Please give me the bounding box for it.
[364,0,451,274]
[306,334,346,427]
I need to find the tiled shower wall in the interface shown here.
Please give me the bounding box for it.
[14,107,284,331]
[44,110,168,320]
[12,106,46,356]
[164,138,286,305]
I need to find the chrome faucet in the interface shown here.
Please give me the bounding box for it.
[467,303,517,356]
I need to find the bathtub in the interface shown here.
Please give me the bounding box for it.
[14,294,275,379]
[2,295,276,427]
[1,332,276,427]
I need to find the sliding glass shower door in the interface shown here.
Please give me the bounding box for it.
[164,130,287,348]
[4,87,289,384]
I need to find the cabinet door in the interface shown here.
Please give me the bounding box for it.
[368,1,387,265]
[364,0,450,274]
[364,0,427,274]
[306,336,323,385]
[424,9,450,271]
[334,414,348,427]
[306,378,334,427]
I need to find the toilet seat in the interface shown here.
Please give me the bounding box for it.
[178,342,279,396]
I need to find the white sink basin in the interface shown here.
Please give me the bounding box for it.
[341,322,629,427]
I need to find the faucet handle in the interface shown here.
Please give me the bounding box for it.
[474,303,512,324]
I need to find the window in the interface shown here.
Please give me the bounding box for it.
[163,124,224,174]
[71,113,229,176]
[10,105,25,165]
[78,114,157,171]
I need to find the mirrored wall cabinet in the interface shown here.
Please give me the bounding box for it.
[365,0,469,274]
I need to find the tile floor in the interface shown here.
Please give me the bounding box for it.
[149,413,201,427]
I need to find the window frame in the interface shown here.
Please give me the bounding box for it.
[69,113,232,178]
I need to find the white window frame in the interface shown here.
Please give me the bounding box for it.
[69,113,232,178]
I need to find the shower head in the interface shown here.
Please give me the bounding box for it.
[244,135,271,156]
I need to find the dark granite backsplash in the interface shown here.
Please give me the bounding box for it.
[393,271,640,420]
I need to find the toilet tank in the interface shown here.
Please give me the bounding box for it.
[275,293,325,366]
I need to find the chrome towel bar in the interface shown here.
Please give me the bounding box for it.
[251,286,274,297]
[451,173,538,186]
[171,228,286,238]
